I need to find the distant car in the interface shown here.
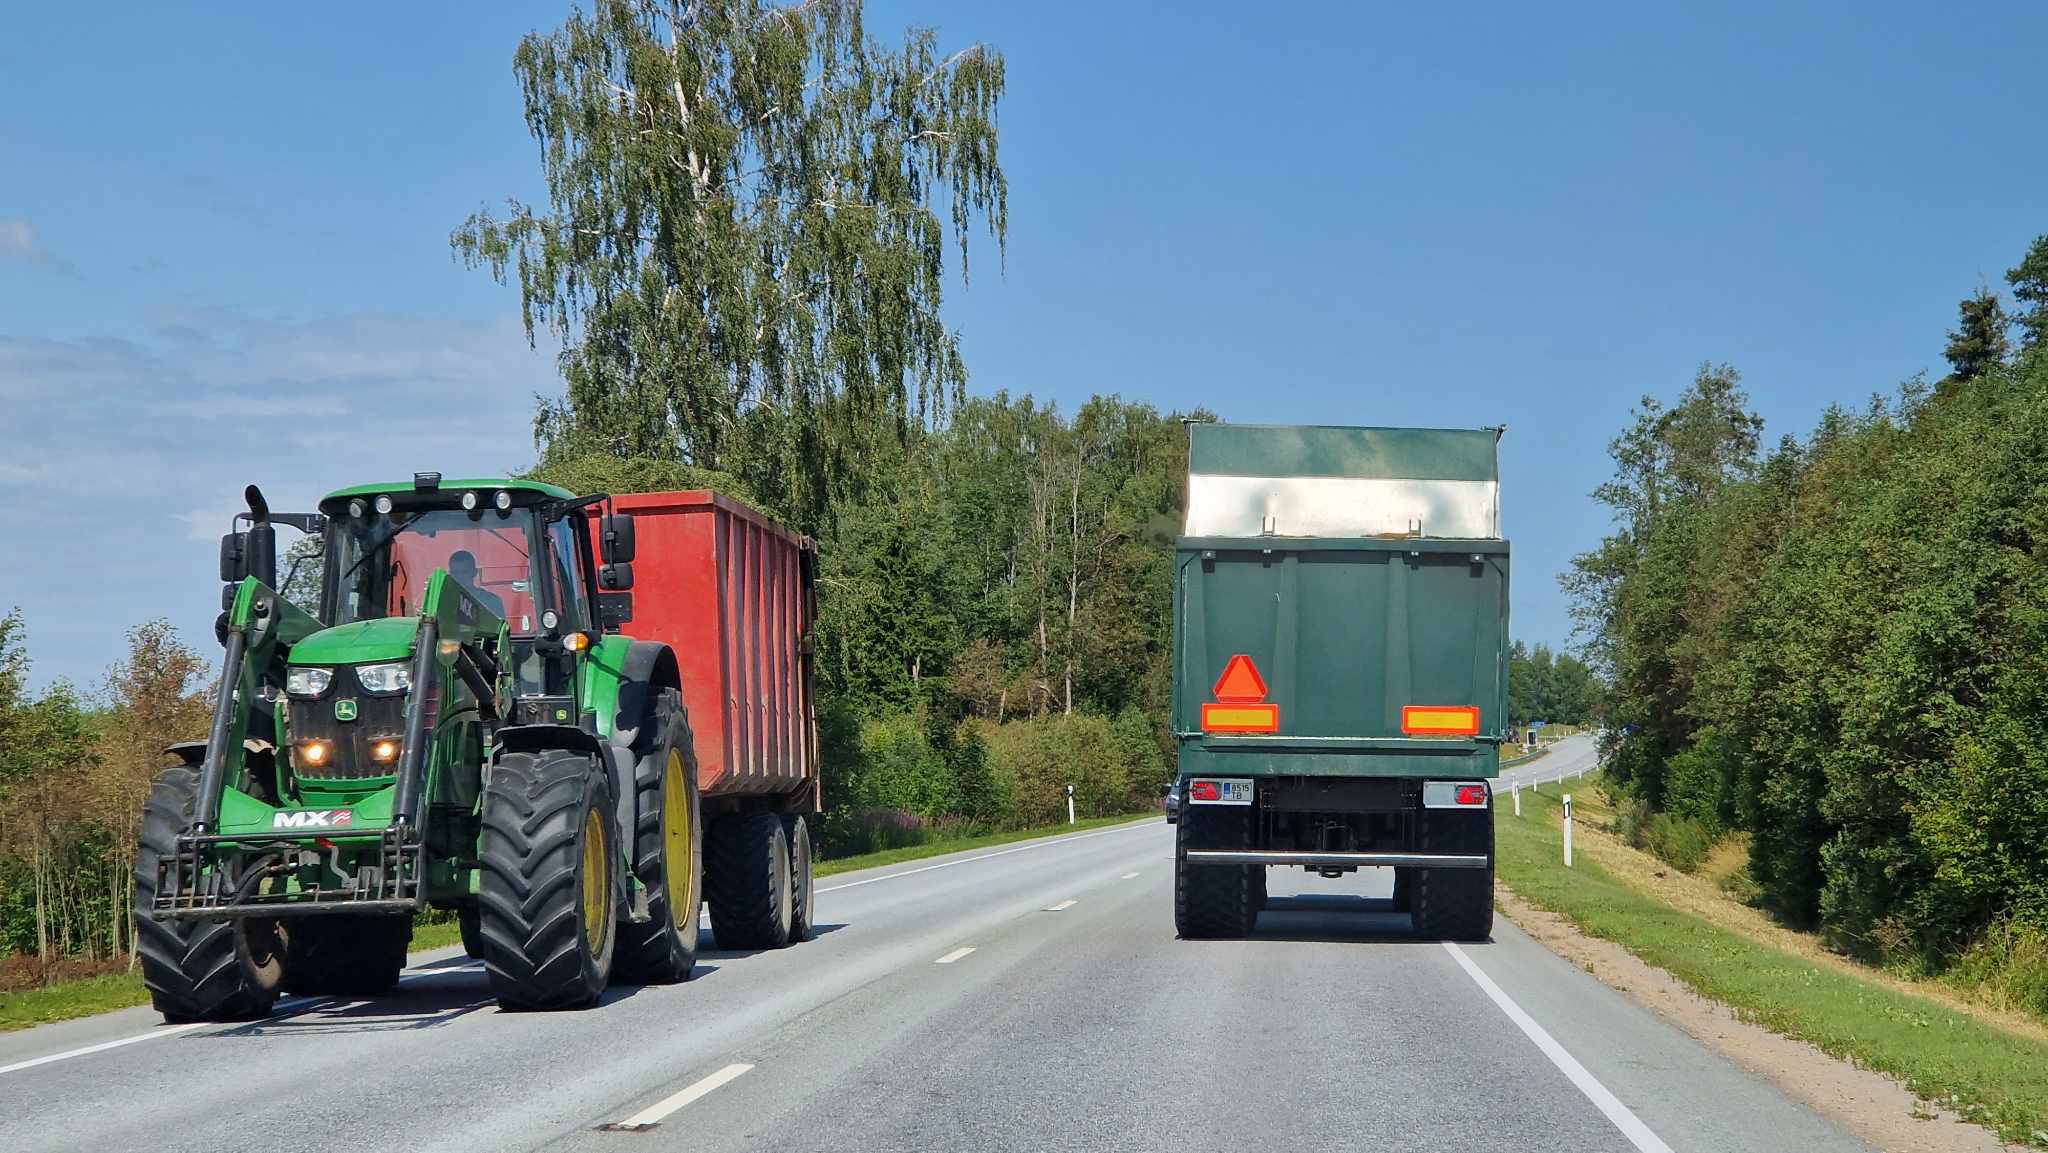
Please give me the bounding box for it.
[1164,781,1181,823]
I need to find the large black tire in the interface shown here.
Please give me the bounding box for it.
[614,691,704,984]
[1411,808,1495,942]
[133,766,284,1022]
[1173,804,1256,939]
[458,905,483,959]
[782,813,814,942]
[476,749,618,1010]
[706,812,792,950]
[282,915,410,996]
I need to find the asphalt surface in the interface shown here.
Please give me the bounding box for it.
[2,739,1870,1153]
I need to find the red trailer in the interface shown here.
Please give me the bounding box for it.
[601,490,820,949]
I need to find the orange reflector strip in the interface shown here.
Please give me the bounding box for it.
[1201,702,1280,733]
[1402,706,1481,736]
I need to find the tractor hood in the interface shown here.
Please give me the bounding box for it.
[287,617,419,666]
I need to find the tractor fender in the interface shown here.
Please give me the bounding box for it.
[608,641,683,753]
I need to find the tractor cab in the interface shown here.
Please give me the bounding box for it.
[306,475,632,729]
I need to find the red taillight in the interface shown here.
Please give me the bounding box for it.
[1189,780,1221,802]
[1455,784,1488,806]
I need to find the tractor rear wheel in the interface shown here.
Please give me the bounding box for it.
[282,915,410,996]
[782,813,814,942]
[614,692,703,984]
[133,766,283,1022]
[477,749,618,1010]
[706,812,792,950]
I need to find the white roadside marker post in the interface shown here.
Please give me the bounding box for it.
[1563,794,1574,868]
[1513,782,1521,818]
[1066,783,1075,826]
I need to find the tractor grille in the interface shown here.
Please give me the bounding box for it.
[291,665,410,781]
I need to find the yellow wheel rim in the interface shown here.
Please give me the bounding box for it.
[663,750,695,912]
[580,807,610,955]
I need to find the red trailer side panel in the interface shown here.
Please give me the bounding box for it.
[601,491,817,802]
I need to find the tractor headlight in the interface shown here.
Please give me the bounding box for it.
[286,667,333,697]
[355,661,412,694]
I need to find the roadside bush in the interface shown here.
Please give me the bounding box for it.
[1948,918,2048,1022]
[976,713,1153,826]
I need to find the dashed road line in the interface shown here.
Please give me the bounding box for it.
[604,1062,754,1131]
[934,947,976,964]
[1044,900,1077,912]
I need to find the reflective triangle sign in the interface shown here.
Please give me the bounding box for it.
[1212,654,1268,703]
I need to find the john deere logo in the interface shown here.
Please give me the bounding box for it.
[335,699,359,722]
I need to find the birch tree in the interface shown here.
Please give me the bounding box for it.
[456,0,1008,532]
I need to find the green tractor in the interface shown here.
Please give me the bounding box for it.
[135,474,702,1020]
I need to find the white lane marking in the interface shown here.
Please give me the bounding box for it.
[1044,899,1077,912]
[1443,943,1674,1153]
[1121,872,1140,879]
[0,1022,205,1076]
[934,947,976,965]
[609,1062,754,1131]
[815,822,1153,895]
[0,962,491,1079]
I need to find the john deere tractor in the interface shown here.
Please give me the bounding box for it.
[135,475,702,1020]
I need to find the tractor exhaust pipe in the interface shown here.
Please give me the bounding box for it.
[244,485,278,590]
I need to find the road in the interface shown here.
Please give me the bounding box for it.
[2,752,1870,1153]
[1496,731,1603,794]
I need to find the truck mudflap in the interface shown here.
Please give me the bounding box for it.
[152,824,424,921]
[1182,850,1488,868]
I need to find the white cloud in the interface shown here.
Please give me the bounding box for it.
[0,218,44,262]
[0,308,564,688]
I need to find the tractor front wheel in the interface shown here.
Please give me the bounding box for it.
[133,766,283,1022]
[476,749,617,1010]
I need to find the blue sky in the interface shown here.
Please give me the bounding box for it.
[2,1,2044,690]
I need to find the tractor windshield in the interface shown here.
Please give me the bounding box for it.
[326,508,543,632]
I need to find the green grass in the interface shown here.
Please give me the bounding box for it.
[1497,786,2048,1146]
[817,813,1156,878]
[0,971,149,1031]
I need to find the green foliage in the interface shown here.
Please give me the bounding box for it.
[1572,234,2048,976]
[975,712,1160,827]
[2010,234,2048,351]
[1944,287,2012,387]
[1507,640,1599,725]
[455,0,1008,533]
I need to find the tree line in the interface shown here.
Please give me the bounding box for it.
[1571,234,2048,981]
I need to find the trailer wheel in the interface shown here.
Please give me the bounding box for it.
[1411,809,1494,942]
[615,692,704,984]
[706,812,793,950]
[133,766,282,1022]
[1173,805,1256,939]
[282,915,410,995]
[782,813,814,942]
[477,749,617,1010]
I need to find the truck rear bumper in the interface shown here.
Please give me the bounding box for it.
[1183,850,1488,869]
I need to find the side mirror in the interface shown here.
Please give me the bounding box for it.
[599,561,635,592]
[220,532,249,582]
[600,514,637,564]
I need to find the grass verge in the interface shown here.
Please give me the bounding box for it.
[817,813,1155,878]
[1497,784,2048,1146]
[0,814,1159,1031]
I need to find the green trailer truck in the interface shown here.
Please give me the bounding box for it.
[1171,423,1509,941]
